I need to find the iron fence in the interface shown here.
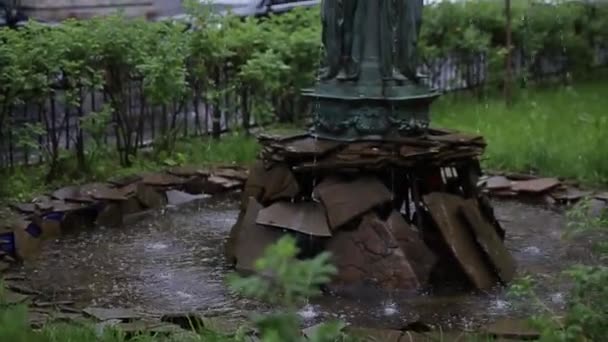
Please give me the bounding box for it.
[1,46,607,170]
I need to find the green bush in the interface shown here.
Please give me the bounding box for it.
[0,0,606,177]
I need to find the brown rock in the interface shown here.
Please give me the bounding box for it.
[243,162,299,205]
[460,199,516,283]
[10,203,37,214]
[167,165,210,178]
[424,193,499,290]
[485,176,512,190]
[120,195,144,216]
[12,220,42,260]
[214,167,249,181]
[3,289,30,305]
[485,318,540,340]
[511,178,560,194]
[142,173,185,187]
[314,177,391,230]
[551,187,592,202]
[108,174,142,188]
[595,192,608,201]
[96,203,124,227]
[256,201,331,237]
[327,213,420,290]
[183,176,206,194]
[136,183,167,209]
[202,176,242,195]
[387,212,436,285]
[233,198,285,273]
[0,261,10,272]
[82,183,127,202]
[39,218,62,240]
[61,209,97,233]
[51,185,94,203]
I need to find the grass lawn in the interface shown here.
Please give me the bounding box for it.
[432,78,608,185]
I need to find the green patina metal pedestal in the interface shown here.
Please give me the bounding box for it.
[303,0,439,141]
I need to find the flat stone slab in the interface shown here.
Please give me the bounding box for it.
[461,199,516,283]
[83,307,141,322]
[256,201,331,237]
[551,187,593,202]
[167,165,210,178]
[116,321,186,336]
[314,176,392,230]
[108,174,142,188]
[282,137,343,157]
[387,211,436,284]
[82,183,128,201]
[203,176,242,194]
[142,173,185,187]
[213,167,249,181]
[234,198,285,273]
[0,261,10,272]
[51,186,94,203]
[485,176,512,190]
[511,178,560,194]
[10,203,37,214]
[424,192,499,290]
[166,190,208,206]
[244,162,299,204]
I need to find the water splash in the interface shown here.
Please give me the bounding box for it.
[298,304,319,320]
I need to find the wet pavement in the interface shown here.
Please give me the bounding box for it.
[13,196,598,330]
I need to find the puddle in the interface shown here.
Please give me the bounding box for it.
[15,198,599,329]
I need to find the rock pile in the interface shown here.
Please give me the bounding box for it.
[226,130,516,292]
[0,166,248,263]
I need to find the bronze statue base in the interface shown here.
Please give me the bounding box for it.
[225,130,516,293]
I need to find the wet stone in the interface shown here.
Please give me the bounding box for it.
[51,186,94,203]
[460,199,516,283]
[214,167,249,181]
[108,174,142,188]
[256,201,331,237]
[136,183,167,209]
[511,178,560,194]
[203,176,243,195]
[10,203,37,214]
[282,137,343,157]
[387,212,436,285]
[38,218,62,240]
[314,176,392,230]
[233,198,286,273]
[96,203,124,227]
[485,176,512,190]
[3,289,30,304]
[142,173,185,187]
[327,213,420,290]
[551,187,592,202]
[183,176,206,194]
[83,307,141,322]
[84,184,128,202]
[246,162,300,204]
[485,318,540,340]
[0,261,9,272]
[424,192,499,290]
[166,190,208,206]
[167,165,210,178]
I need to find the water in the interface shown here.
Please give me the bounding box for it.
[14,197,598,330]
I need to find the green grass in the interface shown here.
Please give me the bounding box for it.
[0,133,259,204]
[432,79,608,185]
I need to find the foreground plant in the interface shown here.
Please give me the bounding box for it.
[508,199,608,341]
[228,236,352,342]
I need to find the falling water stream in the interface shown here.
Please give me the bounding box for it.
[12,194,599,330]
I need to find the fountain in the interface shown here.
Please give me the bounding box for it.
[226,0,515,292]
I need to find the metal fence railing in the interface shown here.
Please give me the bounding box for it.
[1,46,607,170]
